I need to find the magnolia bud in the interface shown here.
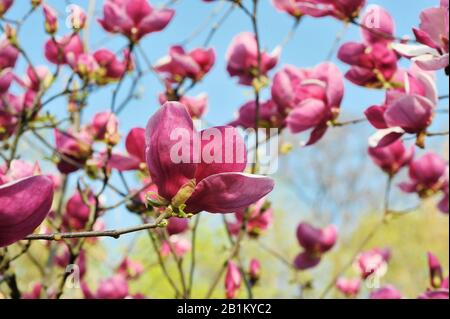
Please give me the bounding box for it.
[43,4,58,35]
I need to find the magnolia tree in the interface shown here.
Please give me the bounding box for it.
[0,0,448,300]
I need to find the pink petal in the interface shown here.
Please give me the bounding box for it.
[185,173,274,214]
[0,176,54,247]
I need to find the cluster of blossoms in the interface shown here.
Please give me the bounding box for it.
[0,0,448,300]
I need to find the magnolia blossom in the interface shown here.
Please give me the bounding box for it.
[1,93,36,140]
[68,4,87,30]
[428,252,445,289]
[43,4,58,34]
[167,217,189,236]
[366,66,437,148]
[159,93,209,119]
[0,0,13,17]
[418,290,450,299]
[98,0,174,42]
[54,128,93,174]
[54,246,87,279]
[45,34,84,65]
[82,275,130,299]
[271,62,344,145]
[0,160,41,185]
[370,285,402,299]
[92,49,132,85]
[355,247,390,279]
[272,0,366,21]
[88,111,120,144]
[15,65,51,92]
[118,257,144,280]
[225,260,241,299]
[145,102,274,214]
[0,38,19,70]
[338,5,398,88]
[294,222,337,270]
[22,283,43,299]
[0,175,54,247]
[0,68,13,94]
[248,259,261,283]
[393,0,449,72]
[62,189,95,230]
[226,32,279,86]
[399,153,449,213]
[336,278,361,298]
[368,140,414,176]
[227,197,273,237]
[155,46,215,82]
[160,235,191,258]
[229,99,285,130]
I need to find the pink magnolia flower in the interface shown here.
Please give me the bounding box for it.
[145,102,274,214]
[0,175,54,247]
[118,257,144,280]
[15,65,51,92]
[272,0,329,19]
[226,32,280,86]
[227,197,273,237]
[160,235,191,258]
[159,93,209,119]
[229,99,285,130]
[366,66,437,148]
[225,260,241,299]
[93,49,132,85]
[317,0,366,21]
[54,128,93,174]
[0,0,13,17]
[54,246,87,279]
[393,1,449,72]
[88,111,120,144]
[82,275,130,299]
[338,6,398,88]
[271,63,344,145]
[355,247,390,279]
[62,189,95,231]
[0,160,41,185]
[68,4,86,30]
[370,285,402,299]
[155,46,215,82]
[45,34,84,65]
[0,68,13,94]
[0,38,19,70]
[98,0,175,42]
[368,140,414,176]
[294,222,337,270]
[167,217,189,236]
[428,252,445,289]
[336,278,361,298]
[399,152,448,200]
[248,258,261,283]
[43,4,58,34]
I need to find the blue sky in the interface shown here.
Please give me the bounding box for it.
[4,0,449,250]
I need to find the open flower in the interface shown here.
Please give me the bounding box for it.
[0,175,54,247]
[392,0,449,72]
[93,49,132,85]
[399,152,448,205]
[355,247,390,279]
[229,99,285,130]
[338,5,398,88]
[271,62,344,145]
[145,102,274,214]
[225,260,241,299]
[155,46,215,82]
[45,34,84,65]
[366,65,437,148]
[294,222,337,270]
[227,197,273,237]
[226,32,279,86]
[368,140,414,176]
[160,235,191,258]
[98,0,174,42]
